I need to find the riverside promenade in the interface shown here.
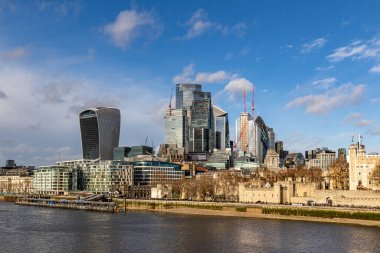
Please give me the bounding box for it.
[114,198,380,227]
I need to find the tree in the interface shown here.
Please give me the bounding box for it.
[328,158,349,190]
[370,163,380,190]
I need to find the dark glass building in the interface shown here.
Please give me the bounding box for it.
[79,107,120,160]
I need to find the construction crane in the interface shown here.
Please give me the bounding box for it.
[168,87,173,116]
[251,84,255,160]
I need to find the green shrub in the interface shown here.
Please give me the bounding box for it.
[236,207,247,212]
[261,207,380,221]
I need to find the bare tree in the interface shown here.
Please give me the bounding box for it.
[370,163,380,190]
[328,158,349,190]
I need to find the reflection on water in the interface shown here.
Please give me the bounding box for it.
[0,202,379,253]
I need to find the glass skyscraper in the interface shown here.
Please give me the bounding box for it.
[79,107,120,160]
[174,83,213,154]
[164,108,188,148]
[213,105,229,150]
[176,83,206,109]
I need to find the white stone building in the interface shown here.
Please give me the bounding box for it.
[348,137,380,190]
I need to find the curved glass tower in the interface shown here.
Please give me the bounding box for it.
[79,107,120,160]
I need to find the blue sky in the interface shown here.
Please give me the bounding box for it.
[0,0,380,166]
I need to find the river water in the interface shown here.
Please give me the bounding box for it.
[1,202,379,253]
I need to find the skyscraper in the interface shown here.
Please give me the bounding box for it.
[79,107,120,160]
[254,116,269,163]
[213,105,229,150]
[176,83,210,109]
[175,83,214,154]
[267,127,275,150]
[189,98,213,152]
[164,108,188,148]
[235,112,253,155]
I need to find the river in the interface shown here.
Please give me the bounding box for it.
[0,202,379,253]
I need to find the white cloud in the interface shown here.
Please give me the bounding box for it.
[231,22,247,38]
[195,71,229,83]
[315,65,334,71]
[310,77,337,89]
[327,37,380,62]
[286,83,366,114]
[183,9,213,39]
[301,38,327,53]
[0,62,168,166]
[0,0,16,14]
[35,0,83,16]
[370,127,380,136]
[369,64,380,73]
[345,112,373,127]
[182,9,247,40]
[223,78,253,101]
[104,9,160,48]
[2,47,29,61]
[172,64,195,83]
[284,132,326,153]
[172,64,229,84]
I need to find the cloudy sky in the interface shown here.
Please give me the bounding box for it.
[0,0,380,166]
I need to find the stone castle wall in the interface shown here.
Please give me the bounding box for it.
[239,180,380,207]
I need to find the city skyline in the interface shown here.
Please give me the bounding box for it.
[0,0,380,166]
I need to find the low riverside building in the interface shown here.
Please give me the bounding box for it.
[0,168,33,194]
[57,160,133,193]
[85,161,133,194]
[33,166,78,195]
[34,160,183,196]
[348,137,380,190]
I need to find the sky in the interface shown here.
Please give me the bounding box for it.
[0,0,380,166]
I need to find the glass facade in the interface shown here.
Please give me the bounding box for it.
[86,161,133,194]
[33,166,77,195]
[213,106,229,150]
[79,107,120,160]
[175,83,203,109]
[173,83,229,156]
[254,116,269,163]
[164,109,188,148]
[189,99,213,152]
[133,161,183,186]
[267,127,275,150]
[113,147,131,160]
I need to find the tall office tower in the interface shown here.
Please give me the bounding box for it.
[275,141,283,157]
[213,105,229,150]
[175,83,214,153]
[176,83,209,109]
[79,107,120,160]
[267,127,275,150]
[189,98,213,152]
[164,108,188,148]
[235,112,253,155]
[338,148,347,160]
[254,116,269,163]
